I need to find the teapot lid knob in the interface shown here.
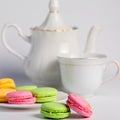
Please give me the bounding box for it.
[49,0,59,13]
[35,0,72,31]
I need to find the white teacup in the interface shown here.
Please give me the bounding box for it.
[58,53,120,97]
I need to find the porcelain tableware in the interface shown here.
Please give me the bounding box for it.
[58,53,120,96]
[1,0,102,89]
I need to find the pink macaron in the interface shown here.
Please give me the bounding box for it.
[67,94,92,118]
[6,91,36,104]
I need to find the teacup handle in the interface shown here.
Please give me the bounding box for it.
[102,60,120,85]
[1,23,31,61]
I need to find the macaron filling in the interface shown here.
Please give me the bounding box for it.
[35,95,56,103]
[41,110,70,118]
[8,97,36,104]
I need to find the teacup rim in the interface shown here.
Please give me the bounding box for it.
[58,53,107,60]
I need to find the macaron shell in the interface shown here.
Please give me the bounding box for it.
[67,94,92,118]
[0,78,16,89]
[6,91,33,99]
[32,87,57,97]
[41,102,70,112]
[16,85,37,92]
[68,94,91,108]
[0,78,15,84]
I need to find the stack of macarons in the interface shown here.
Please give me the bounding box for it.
[7,86,58,104]
[16,86,58,103]
[40,93,93,119]
[0,78,93,119]
[0,78,58,104]
[0,78,37,104]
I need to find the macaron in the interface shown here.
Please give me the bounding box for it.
[6,91,36,104]
[0,89,16,103]
[67,94,92,118]
[41,102,71,119]
[32,87,57,103]
[16,85,37,92]
[0,78,16,89]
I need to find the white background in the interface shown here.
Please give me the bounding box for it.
[0,0,120,120]
[0,0,120,88]
[0,0,120,84]
[0,0,120,76]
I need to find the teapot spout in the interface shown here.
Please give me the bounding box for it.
[84,25,103,54]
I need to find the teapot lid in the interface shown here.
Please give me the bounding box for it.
[36,0,72,32]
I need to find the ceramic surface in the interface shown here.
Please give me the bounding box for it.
[58,53,120,96]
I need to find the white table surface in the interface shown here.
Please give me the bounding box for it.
[0,75,120,120]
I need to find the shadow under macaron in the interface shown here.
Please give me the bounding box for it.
[33,113,51,119]
[33,113,86,120]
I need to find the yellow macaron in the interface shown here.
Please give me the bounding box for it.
[0,78,16,89]
[0,88,16,102]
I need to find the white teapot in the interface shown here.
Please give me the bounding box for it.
[1,0,102,88]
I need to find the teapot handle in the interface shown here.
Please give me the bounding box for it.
[1,23,30,61]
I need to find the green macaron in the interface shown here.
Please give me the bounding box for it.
[32,87,57,103]
[16,85,37,92]
[41,102,71,119]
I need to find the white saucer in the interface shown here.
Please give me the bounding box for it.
[0,91,68,109]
